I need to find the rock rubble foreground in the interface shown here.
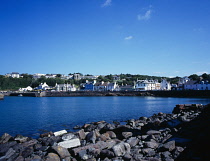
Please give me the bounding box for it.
[1,104,210,161]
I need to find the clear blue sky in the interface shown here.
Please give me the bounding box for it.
[0,0,210,77]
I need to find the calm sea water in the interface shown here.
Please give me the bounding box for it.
[0,96,210,137]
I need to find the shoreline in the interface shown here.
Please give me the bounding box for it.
[1,104,210,160]
[6,90,210,98]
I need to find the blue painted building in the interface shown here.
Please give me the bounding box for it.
[84,80,96,91]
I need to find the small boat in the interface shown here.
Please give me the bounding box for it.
[18,94,23,97]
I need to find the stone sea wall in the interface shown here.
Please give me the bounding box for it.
[44,90,210,97]
[44,91,152,97]
[8,90,210,98]
[0,94,4,100]
[1,104,210,161]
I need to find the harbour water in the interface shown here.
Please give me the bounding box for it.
[0,96,210,137]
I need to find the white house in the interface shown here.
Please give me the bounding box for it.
[93,81,120,91]
[5,72,20,78]
[45,74,57,79]
[19,86,33,92]
[33,73,46,79]
[135,79,160,91]
[11,72,20,78]
[160,79,171,90]
[94,81,108,91]
[66,75,74,79]
[184,80,210,90]
[107,82,120,91]
[179,76,190,85]
[196,81,210,90]
[112,75,121,81]
[82,75,99,80]
[55,83,76,91]
[73,74,82,80]
[35,82,51,90]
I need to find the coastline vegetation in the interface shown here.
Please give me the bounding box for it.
[0,73,209,91]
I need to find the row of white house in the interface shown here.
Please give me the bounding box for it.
[19,82,77,92]
[135,79,171,91]
[19,79,172,92]
[82,79,171,91]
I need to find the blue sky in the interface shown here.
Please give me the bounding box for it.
[0,0,210,77]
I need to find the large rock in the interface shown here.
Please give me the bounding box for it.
[105,131,116,139]
[141,135,149,140]
[98,134,109,141]
[51,145,71,159]
[0,133,12,144]
[103,123,116,131]
[146,130,161,135]
[126,137,139,147]
[97,122,106,130]
[161,151,172,159]
[22,139,38,148]
[72,141,116,156]
[144,141,159,149]
[87,147,100,158]
[127,119,135,127]
[78,129,86,140]
[11,143,24,153]
[14,156,24,161]
[84,124,96,132]
[142,148,155,157]
[21,146,34,158]
[58,138,81,149]
[54,130,67,136]
[133,154,144,160]
[94,129,101,138]
[41,136,61,146]
[111,142,130,157]
[178,115,190,122]
[172,146,184,159]
[158,141,175,152]
[40,131,53,138]
[78,149,89,160]
[62,133,76,141]
[0,141,17,156]
[122,132,132,139]
[0,148,16,160]
[45,153,60,161]
[14,135,28,143]
[86,131,96,144]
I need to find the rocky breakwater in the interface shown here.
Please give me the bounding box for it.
[0,104,210,161]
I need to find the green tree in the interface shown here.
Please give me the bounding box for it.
[56,74,62,78]
[188,74,199,80]
[201,73,209,80]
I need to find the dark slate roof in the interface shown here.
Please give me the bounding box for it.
[184,80,197,85]
[94,83,101,86]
